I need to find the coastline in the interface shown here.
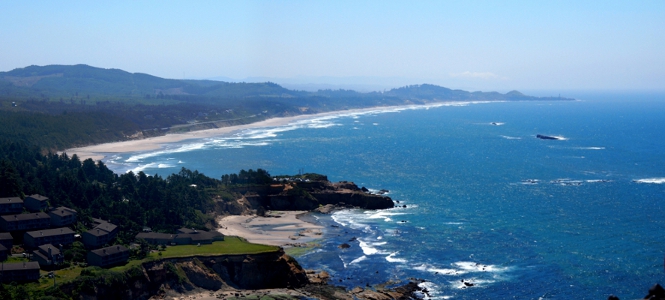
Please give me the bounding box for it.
[63,101,490,161]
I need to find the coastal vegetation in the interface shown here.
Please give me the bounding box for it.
[1,64,570,151]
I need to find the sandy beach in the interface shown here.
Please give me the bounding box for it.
[217,211,324,247]
[63,102,465,162]
[64,107,397,161]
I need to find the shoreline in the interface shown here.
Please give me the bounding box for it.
[63,101,491,161]
[216,211,324,248]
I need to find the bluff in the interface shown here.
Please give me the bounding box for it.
[217,178,395,215]
[58,250,308,299]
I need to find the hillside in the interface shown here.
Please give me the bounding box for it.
[0,64,572,150]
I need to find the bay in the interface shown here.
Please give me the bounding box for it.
[106,93,665,299]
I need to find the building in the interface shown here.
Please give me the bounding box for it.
[32,243,63,267]
[23,227,75,249]
[136,229,223,246]
[0,213,51,232]
[0,262,40,282]
[0,232,12,249]
[87,245,129,268]
[82,221,118,249]
[48,206,77,227]
[24,194,49,212]
[0,197,23,215]
[0,244,7,261]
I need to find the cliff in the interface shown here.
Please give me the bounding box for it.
[217,179,395,215]
[58,250,308,299]
[56,249,424,300]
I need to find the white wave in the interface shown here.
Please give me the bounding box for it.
[157,163,175,168]
[444,222,464,225]
[177,160,184,164]
[386,252,408,263]
[373,123,379,125]
[331,210,373,232]
[353,127,359,130]
[572,146,605,150]
[129,162,159,173]
[500,135,521,140]
[349,255,367,265]
[454,261,510,273]
[634,178,665,184]
[586,179,611,183]
[450,278,496,289]
[414,264,467,276]
[490,122,505,126]
[125,142,207,163]
[357,238,388,255]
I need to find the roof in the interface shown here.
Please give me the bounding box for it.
[25,194,48,202]
[90,245,129,257]
[0,232,12,240]
[0,197,23,205]
[48,206,77,217]
[1,261,40,271]
[1,213,50,222]
[25,227,75,238]
[37,244,61,256]
[135,232,173,239]
[84,222,118,237]
[177,227,197,234]
[0,244,6,252]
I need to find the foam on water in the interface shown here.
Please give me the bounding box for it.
[349,255,367,265]
[500,135,521,140]
[385,252,408,263]
[633,178,665,184]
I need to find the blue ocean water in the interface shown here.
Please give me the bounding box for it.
[106,94,665,299]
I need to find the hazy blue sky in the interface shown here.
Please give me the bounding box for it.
[1,1,663,91]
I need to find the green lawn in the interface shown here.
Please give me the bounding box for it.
[111,236,279,272]
[150,236,279,258]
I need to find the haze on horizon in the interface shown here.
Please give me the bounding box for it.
[1,1,663,93]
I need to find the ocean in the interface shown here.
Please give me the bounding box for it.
[106,92,665,299]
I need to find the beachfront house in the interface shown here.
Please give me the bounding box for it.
[32,243,64,267]
[47,206,77,227]
[82,221,118,249]
[24,194,49,212]
[0,213,51,232]
[0,197,24,215]
[23,227,75,249]
[0,232,13,249]
[0,262,40,283]
[87,245,129,268]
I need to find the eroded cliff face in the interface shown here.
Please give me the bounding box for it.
[60,250,308,300]
[216,180,394,215]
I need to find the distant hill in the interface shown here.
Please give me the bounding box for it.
[0,64,302,101]
[0,64,568,103]
[0,64,572,150]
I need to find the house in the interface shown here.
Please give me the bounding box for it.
[87,245,129,268]
[0,232,13,249]
[0,244,8,261]
[47,206,77,227]
[32,243,63,267]
[0,213,51,232]
[0,197,23,215]
[0,262,40,282]
[24,194,49,212]
[82,221,118,249]
[23,227,75,249]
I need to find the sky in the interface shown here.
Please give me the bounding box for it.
[1,1,664,92]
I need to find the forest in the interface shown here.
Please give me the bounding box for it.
[1,64,570,152]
